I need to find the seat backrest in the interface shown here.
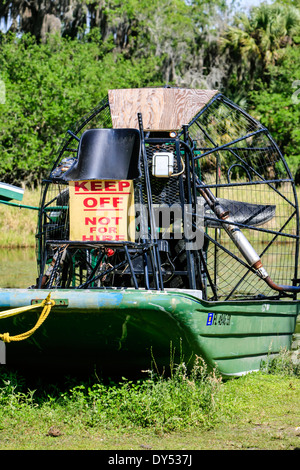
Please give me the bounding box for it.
[62,128,141,181]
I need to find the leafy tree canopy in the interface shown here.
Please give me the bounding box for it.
[0,0,299,184]
[0,32,162,184]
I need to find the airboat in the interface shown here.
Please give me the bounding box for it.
[0,87,299,377]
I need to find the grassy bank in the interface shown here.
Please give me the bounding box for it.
[0,185,300,248]
[0,351,299,450]
[0,185,299,451]
[0,187,40,248]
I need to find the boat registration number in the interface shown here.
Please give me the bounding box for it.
[206,312,231,326]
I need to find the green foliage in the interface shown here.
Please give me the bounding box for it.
[220,2,300,179]
[261,347,300,376]
[0,32,162,185]
[0,351,299,450]
[220,2,300,87]
[0,357,222,434]
[0,1,299,185]
[248,45,300,178]
[51,358,222,432]
[0,368,36,412]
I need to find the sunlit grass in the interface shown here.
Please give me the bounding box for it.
[0,184,299,248]
[0,187,40,247]
[0,349,298,450]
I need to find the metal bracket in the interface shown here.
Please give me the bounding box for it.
[0,341,6,364]
[31,299,69,306]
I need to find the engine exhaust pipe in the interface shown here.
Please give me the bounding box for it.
[197,182,300,294]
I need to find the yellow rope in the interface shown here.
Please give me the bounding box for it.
[0,293,55,343]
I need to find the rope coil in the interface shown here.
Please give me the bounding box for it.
[0,293,55,343]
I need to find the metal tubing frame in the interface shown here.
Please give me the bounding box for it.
[185,92,300,300]
[138,113,164,290]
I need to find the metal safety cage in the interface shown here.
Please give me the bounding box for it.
[182,93,300,301]
[35,111,204,292]
[35,91,300,300]
[35,96,113,283]
[137,114,204,293]
[35,104,167,290]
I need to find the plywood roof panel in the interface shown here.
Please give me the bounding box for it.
[108,88,218,131]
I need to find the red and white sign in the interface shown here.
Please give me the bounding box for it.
[69,180,135,242]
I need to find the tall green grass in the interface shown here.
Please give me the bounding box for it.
[0,357,222,434]
[261,347,300,377]
[0,349,297,443]
[0,187,40,247]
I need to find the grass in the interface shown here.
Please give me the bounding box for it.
[0,350,299,450]
[0,186,299,451]
[0,184,300,248]
[0,187,40,248]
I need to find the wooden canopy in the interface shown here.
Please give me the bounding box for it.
[108,88,218,131]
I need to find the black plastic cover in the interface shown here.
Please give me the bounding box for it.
[204,198,276,228]
[61,128,141,181]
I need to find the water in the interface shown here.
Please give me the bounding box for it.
[0,248,37,288]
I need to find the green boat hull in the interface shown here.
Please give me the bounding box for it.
[0,288,298,378]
